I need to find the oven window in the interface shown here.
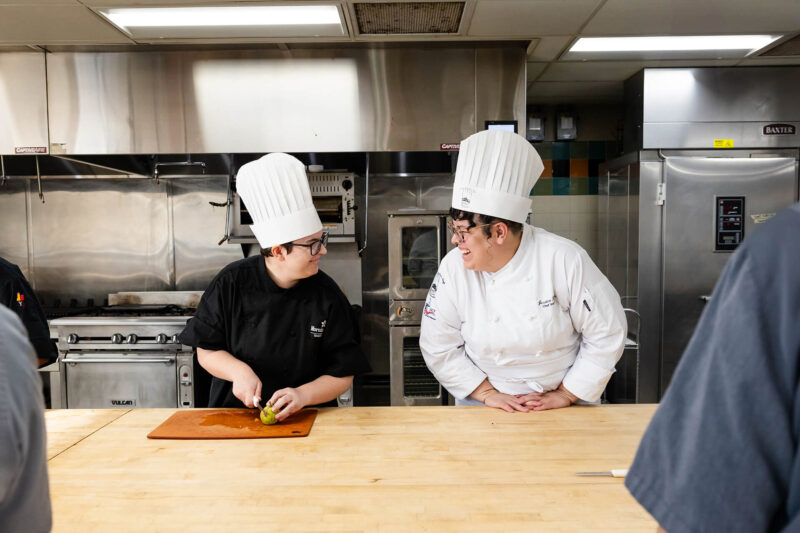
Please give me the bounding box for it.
[240,205,253,225]
[402,337,440,398]
[312,197,343,223]
[402,227,438,290]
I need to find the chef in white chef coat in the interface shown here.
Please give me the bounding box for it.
[419,129,626,412]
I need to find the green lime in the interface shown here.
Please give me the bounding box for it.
[259,405,278,425]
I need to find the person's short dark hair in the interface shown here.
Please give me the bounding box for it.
[448,207,523,238]
[260,242,294,258]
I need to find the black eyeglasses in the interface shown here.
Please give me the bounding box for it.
[292,232,329,256]
[446,220,495,242]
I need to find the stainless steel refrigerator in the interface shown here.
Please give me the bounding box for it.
[599,67,800,402]
[600,152,798,402]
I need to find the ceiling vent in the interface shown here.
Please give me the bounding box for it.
[354,2,465,35]
[759,35,800,57]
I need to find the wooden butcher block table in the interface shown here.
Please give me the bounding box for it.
[45,405,658,532]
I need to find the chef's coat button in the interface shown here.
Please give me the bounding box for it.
[490,279,495,285]
[493,316,500,323]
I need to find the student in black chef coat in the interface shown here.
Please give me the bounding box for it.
[179,153,369,420]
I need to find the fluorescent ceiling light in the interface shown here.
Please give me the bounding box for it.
[570,35,779,53]
[102,6,341,28]
[97,5,346,41]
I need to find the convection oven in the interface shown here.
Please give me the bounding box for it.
[387,211,454,406]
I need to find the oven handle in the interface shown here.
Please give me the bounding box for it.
[62,357,175,364]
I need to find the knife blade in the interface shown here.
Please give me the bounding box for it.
[576,469,628,478]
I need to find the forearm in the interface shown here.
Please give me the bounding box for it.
[553,382,579,404]
[297,375,353,406]
[196,347,252,381]
[468,378,497,403]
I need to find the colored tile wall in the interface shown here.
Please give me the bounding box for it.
[531,140,619,196]
[527,196,599,262]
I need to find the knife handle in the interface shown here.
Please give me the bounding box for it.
[611,469,629,478]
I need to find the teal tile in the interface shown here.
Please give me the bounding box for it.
[588,176,598,194]
[553,177,570,195]
[532,178,553,196]
[552,142,569,160]
[535,142,552,159]
[569,142,588,158]
[570,179,589,195]
[588,141,606,159]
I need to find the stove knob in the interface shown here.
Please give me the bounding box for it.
[67,333,79,344]
[111,333,123,344]
[126,334,138,344]
[156,333,168,344]
[171,334,180,344]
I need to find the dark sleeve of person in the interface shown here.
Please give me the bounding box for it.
[0,307,52,532]
[178,278,229,352]
[1,272,56,363]
[625,211,800,533]
[318,283,371,378]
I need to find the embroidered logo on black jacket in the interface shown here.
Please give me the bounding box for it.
[310,320,327,338]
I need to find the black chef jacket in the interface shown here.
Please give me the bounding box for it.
[0,257,57,364]
[179,255,371,408]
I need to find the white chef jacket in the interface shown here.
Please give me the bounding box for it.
[419,224,626,402]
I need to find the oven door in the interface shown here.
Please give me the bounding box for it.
[388,214,446,301]
[389,325,447,406]
[62,352,178,408]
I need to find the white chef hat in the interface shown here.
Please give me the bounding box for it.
[451,130,544,223]
[236,153,322,249]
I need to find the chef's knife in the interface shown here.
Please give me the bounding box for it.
[576,469,628,478]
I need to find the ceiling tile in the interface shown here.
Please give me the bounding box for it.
[527,36,572,61]
[0,6,131,44]
[736,57,800,66]
[541,59,741,82]
[527,81,623,104]
[584,0,800,35]
[81,0,243,4]
[469,0,602,36]
[526,62,548,82]
[0,1,79,4]
[540,61,646,81]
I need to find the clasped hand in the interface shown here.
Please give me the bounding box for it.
[482,389,574,413]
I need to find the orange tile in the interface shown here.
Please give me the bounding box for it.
[541,159,553,178]
[570,158,588,178]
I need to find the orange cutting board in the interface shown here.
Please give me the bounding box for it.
[147,409,317,440]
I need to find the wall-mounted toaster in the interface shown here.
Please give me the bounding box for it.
[228,172,356,244]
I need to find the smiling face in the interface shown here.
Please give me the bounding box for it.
[285,230,328,279]
[449,218,498,272]
[448,209,524,273]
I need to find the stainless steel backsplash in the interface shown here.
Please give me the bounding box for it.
[0,176,242,308]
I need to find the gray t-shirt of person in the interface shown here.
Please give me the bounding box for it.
[0,305,52,532]
[625,203,800,533]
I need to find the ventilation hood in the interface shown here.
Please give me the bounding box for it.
[0,43,525,156]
